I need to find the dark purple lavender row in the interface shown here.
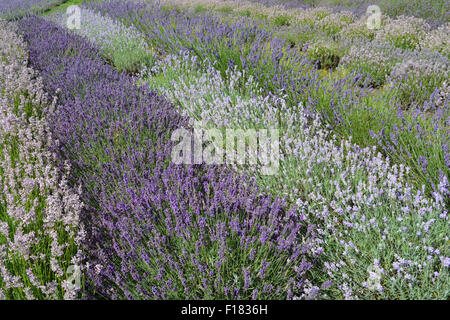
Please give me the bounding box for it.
[18,16,320,299]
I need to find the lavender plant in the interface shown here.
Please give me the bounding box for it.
[141,54,280,129]
[420,23,450,58]
[0,19,84,300]
[305,38,342,69]
[316,11,355,36]
[338,13,391,41]
[339,41,404,88]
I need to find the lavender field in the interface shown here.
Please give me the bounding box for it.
[0,0,448,300]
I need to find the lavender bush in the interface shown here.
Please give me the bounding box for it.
[316,11,355,36]
[339,41,403,88]
[305,38,342,69]
[19,16,320,299]
[338,16,378,41]
[0,19,84,300]
[420,22,450,58]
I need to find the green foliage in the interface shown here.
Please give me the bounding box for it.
[273,14,291,27]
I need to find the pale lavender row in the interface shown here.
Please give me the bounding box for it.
[0,19,84,300]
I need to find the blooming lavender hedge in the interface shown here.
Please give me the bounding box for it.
[18,16,320,299]
[0,19,84,300]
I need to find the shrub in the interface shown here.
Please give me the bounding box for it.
[273,14,291,27]
[339,15,385,41]
[420,23,450,58]
[316,11,355,36]
[290,7,333,28]
[339,41,403,88]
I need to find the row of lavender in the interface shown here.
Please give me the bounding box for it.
[17,16,321,299]
[44,5,449,298]
[0,19,83,299]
